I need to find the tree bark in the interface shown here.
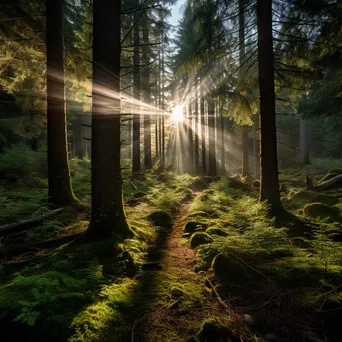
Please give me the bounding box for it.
[208,95,216,176]
[239,0,249,177]
[300,118,310,165]
[46,0,76,206]
[142,16,152,169]
[257,0,283,214]
[87,0,130,238]
[188,100,194,173]
[194,78,200,174]
[132,0,141,173]
[200,82,206,174]
[220,101,226,175]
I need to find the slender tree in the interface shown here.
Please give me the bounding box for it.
[46,0,77,206]
[132,0,141,173]
[87,0,131,238]
[208,95,216,176]
[257,0,283,214]
[142,15,152,169]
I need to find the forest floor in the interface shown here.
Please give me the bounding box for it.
[132,194,243,341]
[1,151,342,341]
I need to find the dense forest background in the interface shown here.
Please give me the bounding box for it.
[0,0,342,341]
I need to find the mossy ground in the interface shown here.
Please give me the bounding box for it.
[1,152,342,341]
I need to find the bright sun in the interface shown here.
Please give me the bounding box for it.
[171,105,184,123]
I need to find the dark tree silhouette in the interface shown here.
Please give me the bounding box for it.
[46,0,76,206]
[257,0,283,214]
[87,0,131,238]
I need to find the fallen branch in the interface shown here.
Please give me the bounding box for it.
[0,208,64,236]
[205,277,230,313]
[314,174,342,191]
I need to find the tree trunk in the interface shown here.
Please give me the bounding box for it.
[220,101,225,175]
[73,114,84,159]
[208,95,216,176]
[188,100,194,173]
[161,37,166,167]
[300,118,310,165]
[239,0,249,177]
[194,78,200,174]
[142,16,152,169]
[132,0,141,173]
[46,0,76,206]
[257,0,283,214]
[87,0,130,238]
[200,82,206,174]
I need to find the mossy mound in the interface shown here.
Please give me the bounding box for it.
[189,179,208,191]
[211,253,247,283]
[187,211,210,218]
[184,221,205,233]
[227,178,250,192]
[286,190,341,208]
[147,211,173,228]
[197,317,238,342]
[303,202,342,222]
[206,227,229,237]
[190,232,213,248]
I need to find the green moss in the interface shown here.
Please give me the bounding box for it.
[303,202,342,222]
[147,211,173,229]
[211,254,247,283]
[189,178,208,191]
[197,317,237,342]
[206,227,229,237]
[190,232,213,248]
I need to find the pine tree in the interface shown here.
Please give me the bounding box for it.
[257,0,283,215]
[87,0,131,238]
[46,0,77,206]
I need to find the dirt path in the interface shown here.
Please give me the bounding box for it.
[132,196,235,342]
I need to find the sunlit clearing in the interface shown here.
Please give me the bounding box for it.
[172,105,184,123]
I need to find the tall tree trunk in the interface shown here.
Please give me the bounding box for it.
[132,0,141,173]
[73,114,84,159]
[88,0,130,238]
[257,0,283,214]
[220,101,225,175]
[208,95,216,176]
[188,99,194,174]
[142,16,152,169]
[161,33,165,166]
[200,83,206,174]
[194,78,199,174]
[300,118,310,165]
[46,0,76,206]
[239,0,249,177]
[253,113,259,178]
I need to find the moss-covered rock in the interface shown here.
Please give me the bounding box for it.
[197,317,238,342]
[147,211,173,228]
[184,221,201,233]
[190,232,213,248]
[206,227,229,237]
[227,177,250,192]
[211,253,247,282]
[303,202,342,222]
[189,179,208,191]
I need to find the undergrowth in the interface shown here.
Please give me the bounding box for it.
[186,179,342,341]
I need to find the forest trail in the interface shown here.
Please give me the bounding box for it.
[131,192,237,342]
